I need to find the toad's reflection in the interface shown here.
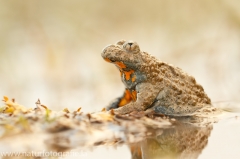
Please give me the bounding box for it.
[130,120,213,159]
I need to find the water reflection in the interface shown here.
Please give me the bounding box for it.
[130,120,213,159]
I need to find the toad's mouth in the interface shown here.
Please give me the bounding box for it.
[104,58,113,63]
[104,58,127,70]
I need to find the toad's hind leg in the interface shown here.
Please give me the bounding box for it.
[106,89,133,110]
[147,100,203,116]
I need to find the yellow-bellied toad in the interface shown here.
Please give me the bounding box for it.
[101,40,211,115]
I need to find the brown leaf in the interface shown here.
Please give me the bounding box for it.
[3,96,9,102]
[63,108,70,113]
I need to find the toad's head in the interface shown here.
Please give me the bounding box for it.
[101,40,143,71]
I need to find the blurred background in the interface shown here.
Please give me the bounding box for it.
[0,0,240,113]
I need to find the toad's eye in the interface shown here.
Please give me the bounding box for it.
[123,41,140,54]
[116,40,126,45]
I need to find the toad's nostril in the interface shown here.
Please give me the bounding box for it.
[128,42,133,46]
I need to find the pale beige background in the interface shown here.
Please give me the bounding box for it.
[0,0,240,112]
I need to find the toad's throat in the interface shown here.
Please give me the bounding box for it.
[105,58,139,88]
[120,70,135,81]
[105,59,135,82]
[113,62,136,82]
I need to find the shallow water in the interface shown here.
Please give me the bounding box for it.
[80,112,240,159]
[0,102,239,159]
[84,102,240,159]
[199,114,240,159]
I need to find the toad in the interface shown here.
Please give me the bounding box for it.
[101,40,211,115]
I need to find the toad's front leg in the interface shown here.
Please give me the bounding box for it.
[106,89,133,110]
[112,83,160,115]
